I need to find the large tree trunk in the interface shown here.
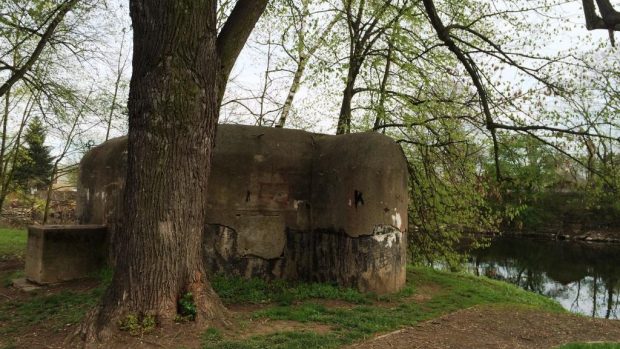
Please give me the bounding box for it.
[77,0,226,341]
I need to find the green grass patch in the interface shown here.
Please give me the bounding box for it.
[212,274,371,306]
[0,228,27,260]
[557,344,620,349]
[0,269,109,337]
[203,330,341,349]
[204,266,563,348]
[0,289,101,336]
[413,266,563,313]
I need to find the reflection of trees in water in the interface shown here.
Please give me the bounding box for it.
[570,280,581,314]
[471,257,546,293]
[592,275,600,318]
[604,277,619,319]
[586,275,617,319]
[469,238,620,319]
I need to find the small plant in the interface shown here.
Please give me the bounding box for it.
[98,267,114,286]
[177,292,197,321]
[118,314,156,336]
[202,327,223,343]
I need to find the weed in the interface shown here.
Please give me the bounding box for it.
[177,292,197,321]
[202,327,223,343]
[118,314,156,336]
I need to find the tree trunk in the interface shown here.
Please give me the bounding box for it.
[77,0,226,341]
[337,72,356,135]
[276,57,307,128]
[0,104,31,213]
[337,50,362,135]
[0,88,10,212]
[373,40,392,130]
[337,87,353,134]
[42,163,58,224]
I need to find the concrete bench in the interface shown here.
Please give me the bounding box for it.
[25,225,107,284]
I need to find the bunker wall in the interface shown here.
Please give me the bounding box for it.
[78,124,408,293]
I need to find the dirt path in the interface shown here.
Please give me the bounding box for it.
[349,306,620,349]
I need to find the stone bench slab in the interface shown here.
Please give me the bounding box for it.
[25,225,107,284]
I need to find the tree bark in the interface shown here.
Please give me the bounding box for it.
[76,0,267,343]
[276,56,307,128]
[373,40,393,130]
[337,63,359,135]
[77,0,224,341]
[217,0,269,104]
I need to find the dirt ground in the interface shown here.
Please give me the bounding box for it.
[349,306,620,349]
[2,258,620,349]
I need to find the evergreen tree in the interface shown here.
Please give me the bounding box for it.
[12,117,54,191]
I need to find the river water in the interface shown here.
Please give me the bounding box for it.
[463,237,620,319]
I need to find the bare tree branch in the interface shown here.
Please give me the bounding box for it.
[217,0,269,104]
[0,0,79,98]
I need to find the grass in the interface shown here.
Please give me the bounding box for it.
[203,266,564,349]
[557,344,620,349]
[0,289,101,336]
[0,265,566,349]
[0,228,112,339]
[212,274,372,306]
[0,268,110,337]
[0,228,27,260]
[0,232,567,349]
[203,330,342,349]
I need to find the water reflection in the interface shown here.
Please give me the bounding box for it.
[465,237,620,319]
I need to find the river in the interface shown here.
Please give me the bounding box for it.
[462,237,620,319]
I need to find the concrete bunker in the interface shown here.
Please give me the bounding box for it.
[78,124,408,294]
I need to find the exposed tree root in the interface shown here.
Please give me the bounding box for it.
[67,276,230,348]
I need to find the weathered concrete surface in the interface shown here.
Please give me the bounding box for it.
[284,227,407,293]
[311,132,408,237]
[78,124,408,293]
[25,225,107,284]
[77,137,127,254]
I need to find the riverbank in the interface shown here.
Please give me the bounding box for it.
[482,229,620,244]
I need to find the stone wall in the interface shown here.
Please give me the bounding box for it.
[78,124,408,293]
